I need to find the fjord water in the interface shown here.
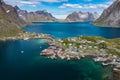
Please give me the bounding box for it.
[0,40,112,80]
[0,22,116,80]
[24,22,120,38]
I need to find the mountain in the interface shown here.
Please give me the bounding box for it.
[15,6,57,22]
[0,0,26,37]
[94,0,120,27]
[64,11,99,22]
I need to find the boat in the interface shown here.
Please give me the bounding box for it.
[21,51,24,53]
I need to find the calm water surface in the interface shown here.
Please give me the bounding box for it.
[24,22,120,38]
[0,22,115,80]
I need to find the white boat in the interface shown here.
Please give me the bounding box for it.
[21,51,24,53]
[24,38,29,40]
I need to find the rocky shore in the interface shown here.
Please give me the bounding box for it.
[0,32,53,41]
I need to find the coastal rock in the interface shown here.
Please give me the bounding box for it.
[0,0,26,37]
[15,6,57,22]
[64,11,99,22]
[94,0,120,27]
[113,69,120,80]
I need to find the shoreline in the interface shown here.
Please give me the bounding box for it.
[0,32,120,79]
[0,32,54,41]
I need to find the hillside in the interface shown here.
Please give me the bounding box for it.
[15,6,57,22]
[0,0,26,37]
[64,11,99,22]
[94,0,120,27]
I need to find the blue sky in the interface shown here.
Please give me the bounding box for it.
[4,0,114,19]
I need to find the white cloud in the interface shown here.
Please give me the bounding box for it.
[4,0,41,7]
[59,1,113,9]
[53,14,67,19]
[31,5,37,7]
[4,0,67,6]
[40,0,67,3]
[83,4,109,9]
[19,1,39,5]
[4,0,68,8]
[59,4,83,8]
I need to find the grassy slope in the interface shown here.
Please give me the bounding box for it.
[81,36,120,56]
[0,14,21,37]
[93,18,107,26]
[0,3,26,38]
[61,36,120,57]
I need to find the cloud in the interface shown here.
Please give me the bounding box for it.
[19,1,39,5]
[53,14,68,19]
[4,0,40,7]
[4,0,68,8]
[59,1,113,9]
[4,0,67,5]
[83,4,109,9]
[59,4,83,8]
[40,0,68,3]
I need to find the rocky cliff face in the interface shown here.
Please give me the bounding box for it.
[94,0,120,27]
[0,0,26,37]
[15,6,57,22]
[64,11,99,22]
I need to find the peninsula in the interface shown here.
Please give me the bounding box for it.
[0,31,53,41]
[41,36,120,80]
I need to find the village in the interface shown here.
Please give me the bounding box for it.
[41,36,120,71]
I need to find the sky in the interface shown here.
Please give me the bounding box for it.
[4,0,115,19]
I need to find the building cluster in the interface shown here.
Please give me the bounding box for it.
[41,37,120,70]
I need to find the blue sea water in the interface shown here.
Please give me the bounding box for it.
[0,40,112,80]
[24,22,120,39]
[0,22,115,80]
